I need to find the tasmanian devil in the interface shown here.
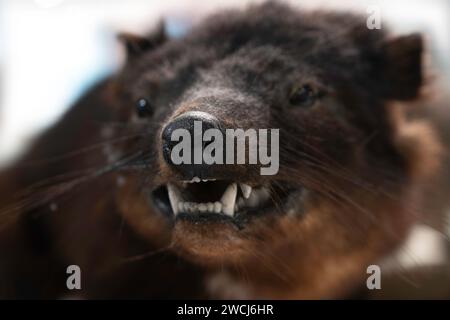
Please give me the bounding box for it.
[0,2,443,299]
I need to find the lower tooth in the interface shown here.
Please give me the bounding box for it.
[177,200,242,214]
[240,183,252,199]
[214,202,222,213]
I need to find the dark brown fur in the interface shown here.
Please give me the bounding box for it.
[0,2,442,299]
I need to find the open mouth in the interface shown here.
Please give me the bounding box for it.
[151,177,303,224]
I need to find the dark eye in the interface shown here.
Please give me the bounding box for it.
[289,84,317,108]
[136,98,153,117]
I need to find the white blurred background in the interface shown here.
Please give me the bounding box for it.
[0,0,449,280]
[0,0,449,165]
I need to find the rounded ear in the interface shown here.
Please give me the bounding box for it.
[118,20,167,59]
[378,33,423,100]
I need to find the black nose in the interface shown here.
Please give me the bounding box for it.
[161,111,223,179]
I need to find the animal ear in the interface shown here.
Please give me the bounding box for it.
[118,21,167,58]
[377,33,423,100]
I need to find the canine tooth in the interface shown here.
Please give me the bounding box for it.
[167,184,182,215]
[214,202,222,213]
[239,183,252,199]
[244,187,271,208]
[221,183,237,216]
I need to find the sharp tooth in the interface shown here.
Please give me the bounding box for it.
[167,184,182,215]
[239,183,252,199]
[221,183,237,216]
[244,187,271,208]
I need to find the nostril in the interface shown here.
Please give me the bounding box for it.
[161,111,222,170]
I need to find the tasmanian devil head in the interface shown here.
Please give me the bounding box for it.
[102,2,439,297]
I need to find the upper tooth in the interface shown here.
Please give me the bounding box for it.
[167,184,182,215]
[239,183,252,199]
[221,183,237,216]
[245,187,270,207]
[185,177,201,183]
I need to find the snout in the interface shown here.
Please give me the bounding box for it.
[161,111,224,180]
[152,102,289,227]
[154,109,277,221]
